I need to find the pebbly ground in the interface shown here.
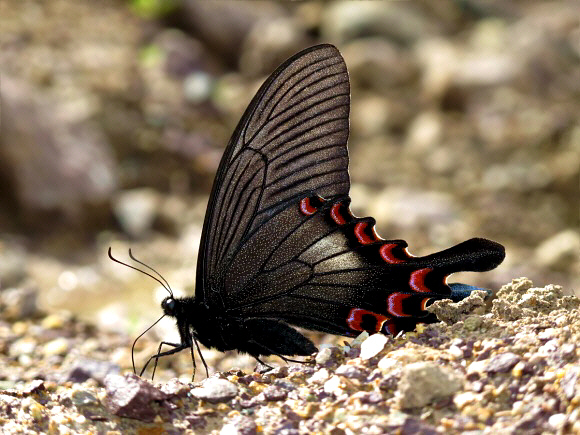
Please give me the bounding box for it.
[1,277,579,434]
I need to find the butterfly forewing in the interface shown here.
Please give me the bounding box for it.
[197,44,351,305]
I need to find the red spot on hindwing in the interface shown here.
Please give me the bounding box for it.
[409,268,433,293]
[421,297,433,311]
[379,244,405,264]
[300,197,318,215]
[387,293,412,317]
[330,204,347,225]
[347,308,388,333]
[354,222,378,245]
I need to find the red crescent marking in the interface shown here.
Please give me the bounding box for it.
[330,204,347,225]
[409,268,433,293]
[379,244,405,264]
[421,297,433,311]
[387,293,412,317]
[300,197,317,215]
[354,222,374,244]
[346,308,388,333]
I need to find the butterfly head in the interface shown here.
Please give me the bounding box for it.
[161,296,177,316]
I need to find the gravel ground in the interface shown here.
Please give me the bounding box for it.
[1,277,579,434]
[0,1,578,433]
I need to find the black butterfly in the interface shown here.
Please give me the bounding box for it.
[110,44,504,379]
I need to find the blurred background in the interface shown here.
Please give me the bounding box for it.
[1,1,578,377]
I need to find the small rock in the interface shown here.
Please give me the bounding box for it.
[548,413,567,430]
[71,390,100,407]
[191,378,238,404]
[221,415,257,435]
[485,352,521,374]
[323,375,343,396]
[308,368,331,384]
[400,416,438,435]
[350,331,369,348]
[360,333,388,360]
[104,373,168,422]
[61,357,120,384]
[335,365,368,381]
[28,400,46,422]
[43,338,69,356]
[269,366,289,378]
[0,241,27,287]
[23,380,46,395]
[314,347,334,365]
[0,284,39,320]
[356,391,383,404]
[561,367,579,400]
[263,385,287,402]
[397,362,462,409]
[186,415,207,430]
[159,378,190,397]
[378,356,398,371]
[41,313,66,329]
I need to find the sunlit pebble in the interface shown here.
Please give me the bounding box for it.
[12,321,28,335]
[360,333,388,360]
[323,375,343,395]
[41,313,65,329]
[44,337,69,356]
[448,344,463,359]
[18,355,33,367]
[512,400,524,414]
[378,356,397,371]
[58,270,78,291]
[10,337,36,356]
[549,413,567,430]
[308,368,331,384]
[453,391,477,410]
[315,347,334,365]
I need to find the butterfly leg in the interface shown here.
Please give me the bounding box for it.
[250,352,275,371]
[140,341,189,380]
[276,354,315,365]
[193,336,209,379]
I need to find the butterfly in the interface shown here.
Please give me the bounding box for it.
[109,44,505,379]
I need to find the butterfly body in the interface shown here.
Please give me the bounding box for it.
[124,44,504,375]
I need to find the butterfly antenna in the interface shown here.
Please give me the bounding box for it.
[108,247,173,297]
[131,313,166,375]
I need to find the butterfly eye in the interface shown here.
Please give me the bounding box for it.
[162,297,176,315]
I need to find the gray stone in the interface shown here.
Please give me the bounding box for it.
[397,362,462,409]
[191,378,238,403]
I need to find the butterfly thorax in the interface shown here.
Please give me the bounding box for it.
[162,295,236,352]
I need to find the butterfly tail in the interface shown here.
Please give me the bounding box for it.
[381,238,504,320]
[419,238,505,274]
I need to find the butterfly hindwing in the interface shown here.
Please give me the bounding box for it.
[222,195,504,341]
